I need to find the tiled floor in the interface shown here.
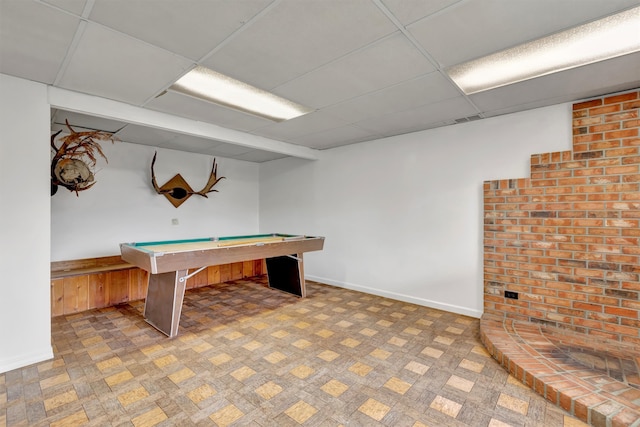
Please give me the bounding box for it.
[480,316,640,427]
[2,278,589,426]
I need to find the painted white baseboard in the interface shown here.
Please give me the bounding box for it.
[0,347,53,374]
[306,275,483,319]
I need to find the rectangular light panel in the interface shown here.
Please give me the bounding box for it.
[448,6,640,95]
[170,66,314,122]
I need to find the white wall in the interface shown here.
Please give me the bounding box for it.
[51,141,259,260]
[0,71,574,374]
[0,74,53,373]
[259,105,573,317]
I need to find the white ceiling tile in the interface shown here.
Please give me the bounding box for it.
[251,110,349,141]
[89,0,272,61]
[206,142,253,157]
[471,53,640,114]
[42,0,87,15]
[146,91,274,132]
[296,125,382,150]
[202,0,397,89]
[0,1,80,83]
[52,110,127,133]
[275,33,436,108]
[355,96,478,134]
[233,150,288,163]
[380,0,462,26]
[57,22,194,105]
[321,72,462,124]
[116,124,221,150]
[2,0,639,159]
[409,0,640,67]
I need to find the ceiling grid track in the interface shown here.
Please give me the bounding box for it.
[371,0,484,119]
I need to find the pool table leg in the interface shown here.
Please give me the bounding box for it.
[143,269,188,337]
[266,253,306,297]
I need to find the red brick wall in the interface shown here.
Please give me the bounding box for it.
[483,90,640,345]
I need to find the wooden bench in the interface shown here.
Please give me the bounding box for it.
[51,255,133,279]
[50,256,266,317]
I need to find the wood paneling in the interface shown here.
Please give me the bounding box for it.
[51,257,266,317]
[231,262,243,281]
[88,273,108,309]
[51,279,64,317]
[109,270,130,305]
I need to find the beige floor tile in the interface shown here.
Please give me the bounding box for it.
[290,365,314,379]
[44,389,78,411]
[271,330,289,338]
[563,415,590,426]
[421,346,443,358]
[209,404,243,427]
[317,350,340,362]
[153,354,178,368]
[285,400,318,424]
[187,384,216,404]
[231,366,256,382]
[264,351,287,364]
[458,358,484,373]
[445,326,464,335]
[488,419,513,427]
[497,393,529,415]
[105,370,133,387]
[359,328,378,337]
[405,361,430,375]
[255,381,283,399]
[292,339,312,349]
[119,386,150,406]
[321,379,349,397]
[388,336,408,346]
[384,377,412,394]
[224,331,244,340]
[132,406,167,427]
[242,340,263,351]
[434,335,454,345]
[358,398,390,421]
[430,395,462,418]
[168,367,195,384]
[336,320,353,327]
[370,348,391,360]
[192,342,213,353]
[446,375,474,393]
[416,319,433,327]
[6,280,590,427]
[96,356,122,371]
[209,353,232,365]
[315,329,334,338]
[40,372,70,389]
[340,338,361,348]
[49,409,89,427]
[349,362,373,376]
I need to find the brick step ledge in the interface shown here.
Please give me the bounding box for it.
[480,315,640,427]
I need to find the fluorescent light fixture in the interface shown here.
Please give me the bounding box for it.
[169,66,314,122]
[448,6,640,95]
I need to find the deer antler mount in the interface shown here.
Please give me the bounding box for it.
[151,152,225,208]
[51,120,117,196]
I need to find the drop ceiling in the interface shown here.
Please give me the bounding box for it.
[1,0,639,162]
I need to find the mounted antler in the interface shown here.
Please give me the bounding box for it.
[151,151,225,207]
[51,120,117,196]
[193,157,225,198]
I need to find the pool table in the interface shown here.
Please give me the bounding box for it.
[120,233,324,337]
